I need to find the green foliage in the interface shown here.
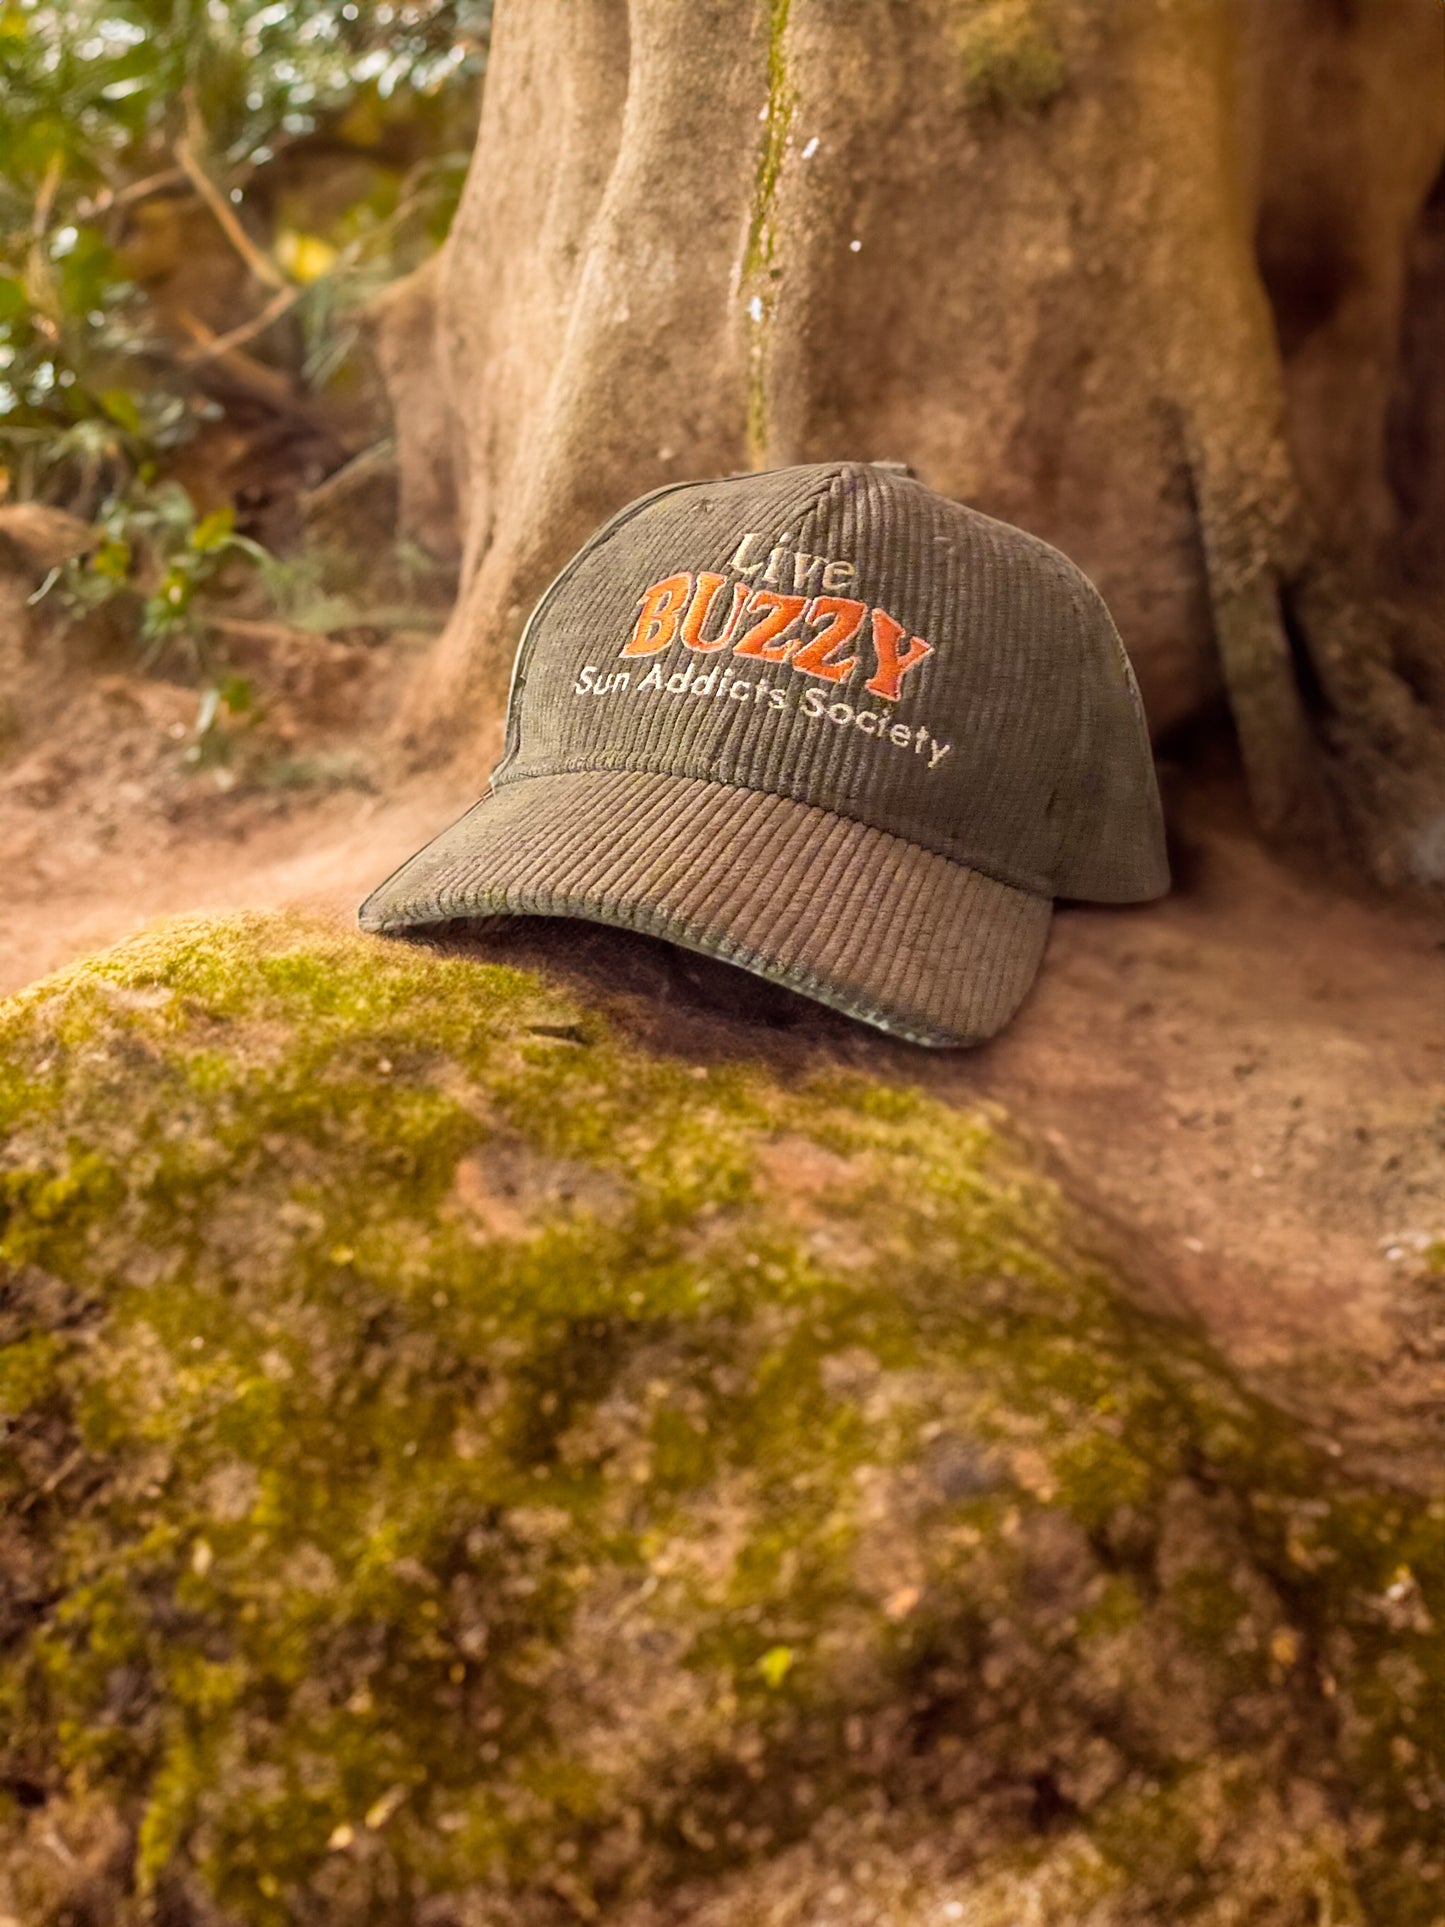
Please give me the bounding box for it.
[0,1,487,192]
[28,480,272,770]
[42,483,266,653]
[0,216,196,507]
[0,0,490,509]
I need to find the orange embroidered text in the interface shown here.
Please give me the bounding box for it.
[622,571,933,701]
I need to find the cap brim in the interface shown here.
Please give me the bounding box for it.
[358,771,1051,1047]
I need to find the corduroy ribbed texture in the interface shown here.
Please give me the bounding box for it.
[359,769,1052,1046]
[361,462,1168,1046]
[490,462,1169,903]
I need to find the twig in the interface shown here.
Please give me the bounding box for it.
[173,310,329,427]
[174,134,288,292]
[77,165,188,220]
[16,1445,84,1514]
[174,309,297,405]
[180,184,431,370]
[32,151,63,241]
[205,614,299,640]
[180,280,307,365]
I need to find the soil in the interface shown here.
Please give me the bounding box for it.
[3,614,1442,1483]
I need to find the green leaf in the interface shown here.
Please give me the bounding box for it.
[91,536,132,582]
[756,1645,795,1689]
[190,507,236,554]
[0,275,26,324]
[98,389,142,434]
[140,592,183,641]
[221,533,272,565]
[149,564,194,617]
[57,228,117,318]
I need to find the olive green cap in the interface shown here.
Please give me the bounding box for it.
[360,462,1168,1046]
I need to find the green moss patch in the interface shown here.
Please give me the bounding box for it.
[953,0,1066,116]
[1,913,1441,1925]
[742,0,794,467]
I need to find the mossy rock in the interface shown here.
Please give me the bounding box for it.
[1,913,1440,1926]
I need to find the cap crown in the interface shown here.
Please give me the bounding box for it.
[496,462,1166,902]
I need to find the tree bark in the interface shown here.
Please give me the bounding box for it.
[382,0,1445,888]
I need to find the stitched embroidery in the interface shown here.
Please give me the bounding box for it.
[622,567,934,703]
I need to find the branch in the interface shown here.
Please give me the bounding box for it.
[77,166,188,221]
[174,134,288,292]
[173,310,302,413]
[178,187,433,369]
[179,280,307,366]
[32,151,63,241]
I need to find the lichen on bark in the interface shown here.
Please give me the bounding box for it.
[743,0,795,466]
[952,0,1066,114]
[1,913,1442,1925]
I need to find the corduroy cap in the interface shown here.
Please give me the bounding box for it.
[360,462,1168,1046]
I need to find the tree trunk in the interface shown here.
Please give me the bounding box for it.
[381,0,1445,889]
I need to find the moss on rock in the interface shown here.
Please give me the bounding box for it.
[1,913,1441,1926]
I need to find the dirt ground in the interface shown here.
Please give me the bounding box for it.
[3,614,1442,1485]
